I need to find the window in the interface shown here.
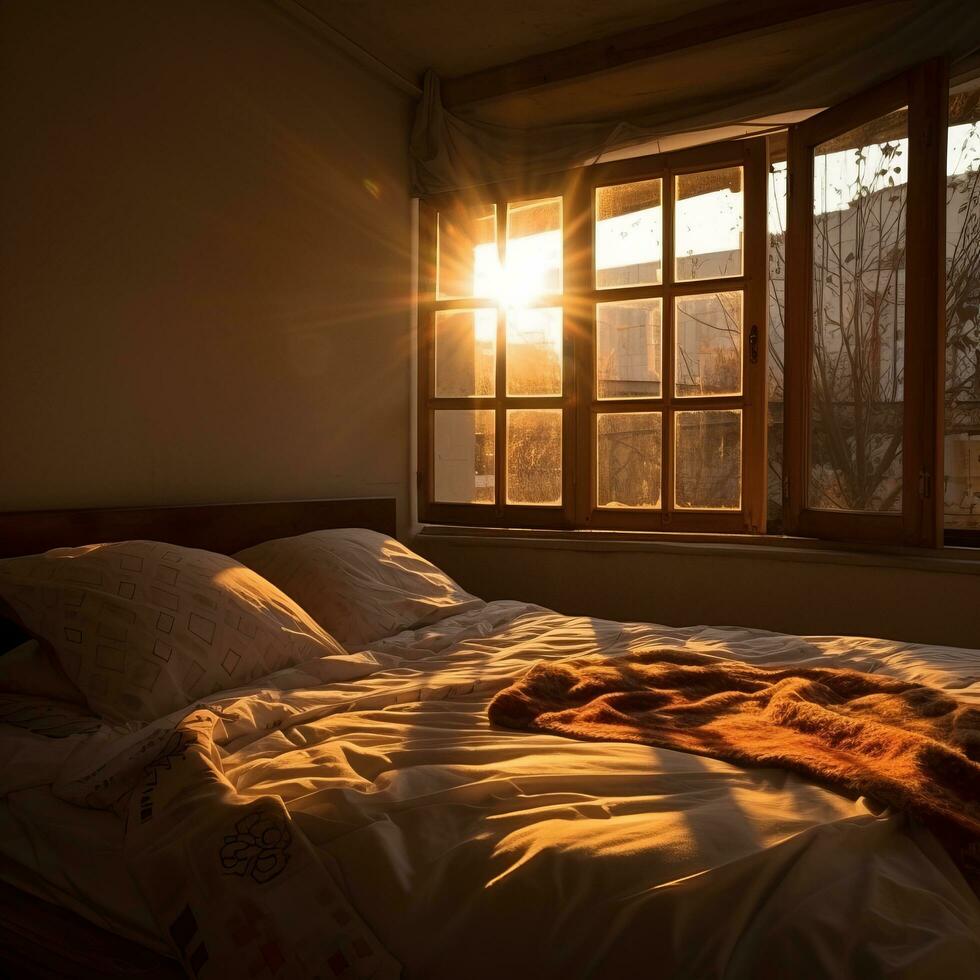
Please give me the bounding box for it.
[420,190,572,528]
[784,61,946,546]
[419,60,973,549]
[419,139,766,531]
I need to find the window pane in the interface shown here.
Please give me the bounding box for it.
[674,410,741,510]
[435,309,496,397]
[595,179,663,288]
[596,299,662,399]
[674,291,742,397]
[505,198,562,303]
[944,76,980,530]
[507,307,562,396]
[675,167,743,281]
[597,413,662,509]
[808,108,907,513]
[945,435,980,530]
[437,204,497,300]
[506,409,562,505]
[433,410,495,503]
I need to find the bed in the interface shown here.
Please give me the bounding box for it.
[0,498,977,979]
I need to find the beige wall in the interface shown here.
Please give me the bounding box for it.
[417,536,980,649]
[0,0,413,531]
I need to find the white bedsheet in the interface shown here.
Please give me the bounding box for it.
[0,789,166,951]
[1,601,978,978]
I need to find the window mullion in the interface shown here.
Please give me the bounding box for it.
[662,167,677,524]
[494,199,507,517]
[904,59,947,548]
[742,136,770,534]
[566,174,593,527]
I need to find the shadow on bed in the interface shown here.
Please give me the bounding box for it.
[0,879,181,978]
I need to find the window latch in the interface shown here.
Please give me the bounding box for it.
[918,469,932,500]
[749,324,759,364]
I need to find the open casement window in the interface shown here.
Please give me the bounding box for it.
[943,71,980,549]
[418,138,768,531]
[783,61,948,547]
[418,175,575,530]
[575,139,768,532]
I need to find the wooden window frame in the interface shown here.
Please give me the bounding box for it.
[947,525,980,549]
[418,61,980,554]
[418,171,576,530]
[942,69,980,550]
[418,138,768,532]
[783,60,948,547]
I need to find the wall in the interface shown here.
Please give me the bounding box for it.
[0,0,413,531]
[417,535,980,649]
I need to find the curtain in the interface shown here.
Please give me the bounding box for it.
[411,0,980,196]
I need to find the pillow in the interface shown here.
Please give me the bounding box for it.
[0,638,87,705]
[234,528,483,649]
[0,541,348,722]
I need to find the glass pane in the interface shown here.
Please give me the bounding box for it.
[945,434,980,531]
[437,204,497,300]
[504,198,562,304]
[808,108,907,513]
[596,299,662,399]
[507,307,562,396]
[674,410,741,510]
[595,179,663,288]
[435,309,496,397]
[506,409,562,506]
[597,413,662,509]
[674,292,742,397]
[675,167,743,281]
[944,76,980,530]
[433,410,495,504]
[768,160,787,531]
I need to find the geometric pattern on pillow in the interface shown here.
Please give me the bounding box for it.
[235,528,484,650]
[0,541,347,722]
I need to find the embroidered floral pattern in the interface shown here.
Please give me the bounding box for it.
[220,807,292,884]
[137,728,195,824]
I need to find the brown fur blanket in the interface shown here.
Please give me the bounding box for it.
[488,649,980,872]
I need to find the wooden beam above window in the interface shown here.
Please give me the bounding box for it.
[441,0,900,110]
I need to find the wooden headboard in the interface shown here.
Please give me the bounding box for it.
[0,497,396,559]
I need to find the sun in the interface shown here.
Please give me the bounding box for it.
[472,233,558,315]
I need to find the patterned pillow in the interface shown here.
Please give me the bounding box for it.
[0,541,348,721]
[235,528,484,649]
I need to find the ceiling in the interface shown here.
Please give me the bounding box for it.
[297,0,721,84]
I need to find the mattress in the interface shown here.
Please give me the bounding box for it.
[1,600,978,978]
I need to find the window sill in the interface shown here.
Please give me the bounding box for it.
[416,524,980,576]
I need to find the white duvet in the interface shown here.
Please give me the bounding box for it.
[1,601,979,979]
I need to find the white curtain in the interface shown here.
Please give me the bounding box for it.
[411,0,980,196]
